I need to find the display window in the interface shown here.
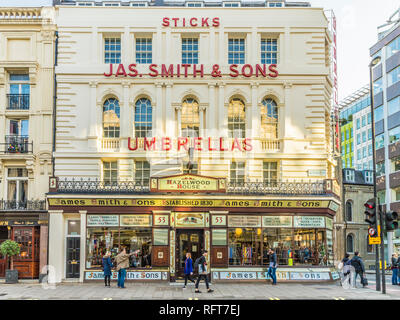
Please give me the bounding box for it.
[86,227,119,268]
[228,228,262,266]
[119,228,152,268]
[12,227,39,262]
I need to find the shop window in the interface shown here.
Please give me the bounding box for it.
[228,98,246,138]
[182,38,199,64]
[0,227,9,260]
[134,98,152,137]
[12,227,39,261]
[293,229,326,265]
[103,161,118,185]
[262,161,277,184]
[262,228,293,265]
[119,228,152,267]
[102,98,120,138]
[86,227,119,268]
[153,229,169,246]
[261,38,278,64]
[135,38,152,64]
[260,98,278,139]
[135,160,150,185]
[346,234,354,253]
[228,228,261,266]
[6,168,28,208]
[230,161,245,184]
[181,98,200,137]
[104,37,121,64]
[345,201,353,221]
[228,38,245,64]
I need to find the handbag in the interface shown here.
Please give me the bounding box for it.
[361,275,368,286]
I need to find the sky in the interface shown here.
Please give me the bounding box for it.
[1,0,399,101]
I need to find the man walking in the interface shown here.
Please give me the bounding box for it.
[195,250,214,293]
[115,247,134,289]
[350,251,366,288]
[392,253,399,285]
[267,248,277,285]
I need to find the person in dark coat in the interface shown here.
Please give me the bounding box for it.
[341,253,352,285]
[102,251,113,287]
[267,248,277,285]
[391,253,399,285]
[195,250,214,293]
[350,251,366,288]
[183,252,195,288]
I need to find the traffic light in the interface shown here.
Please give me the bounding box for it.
[384,211,399,232]
[364,199,377,230]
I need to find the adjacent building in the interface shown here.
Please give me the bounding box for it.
[0,6,56,279]
[370,7,400,260]
[46,0,340,283]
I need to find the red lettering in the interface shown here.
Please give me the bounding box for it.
[255,64,267,77]
[183,17,186,27]
[193,64,204,78]
[208,137,217,151]
[201,17,209,27]
[194,137,203,151]
[104,64,113,77]
[229,64,239,77]
[177,64,181,77]
[243,138,253,151]
[172,17,179,27]
[149,64,158,77]
[231,138,243,151]
[161,64,174,77]
[115,64,127,77]
[128,137,138,151]
[212,17,220,27]
[128,64,138,77]
[268,64,279,78]
[162,137,171,151]
[219,137,228,151]
[144,137,156,151]
[241,64,253,77]
[181,64,190,77]
[162,17,170,27]
[190,17,198,27]
[177,137,189,151]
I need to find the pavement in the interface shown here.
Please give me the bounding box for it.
[0,280,398,300]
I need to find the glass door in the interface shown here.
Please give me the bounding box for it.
[176,229,204,279]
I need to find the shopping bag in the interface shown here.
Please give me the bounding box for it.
[361,276,368,286]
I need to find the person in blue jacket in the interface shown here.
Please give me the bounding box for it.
[183,252,195,288]
[102,251,113,287]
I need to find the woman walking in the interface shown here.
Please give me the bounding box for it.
[183,252,195,288]
[102,251,113,287]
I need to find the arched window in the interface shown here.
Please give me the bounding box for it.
[103,98,120,138]
[346,234,354,253]
[346,201,353,221]
[261,98,278,139]
[228,98,246,138]
[181,98,199,137]
[134,98,152,138]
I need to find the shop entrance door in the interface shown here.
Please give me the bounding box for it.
[176,229,204,279]
[66,237,80,278]
[0,227,9,277]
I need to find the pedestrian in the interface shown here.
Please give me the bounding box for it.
[392,253,399,285]
[267,248,277,285]
[341,253,352,286]
[304,247,311,263]
[350,251,367,288]
[183,252,195,289]
[194,250,214,293]
[115,247,134,289]
[102,250,113,287]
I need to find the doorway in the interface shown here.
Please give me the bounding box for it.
[0,227,9,277]
[176,229,204,279]
[66,237,80,278]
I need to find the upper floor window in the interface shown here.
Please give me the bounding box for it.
[346,234,354,253]
[77,1,94,5]
[376,162,385,177]
[362,115,366,127]
[389,126,400,144]
[103,161,118,185]
[8,119,29,137]
[131,2,147,6]
[393,156,400,172]
[135,161,150,185]
[375,105,384,122]
[181,98,200,137]
[388,65,400,87]
[373,78,383,95]
[134,98,152,138]
[263,162,277,184]
[182,38,199,64]
[228,38,245,64]
[230,161,245,184]
[104,37,121,64]
[386,36,400,59]
[378,190,386,204]
[376,133,384,149]
[344,169,355,182]
[357,133,361,145]
[103,98,120,138]
[136,38,152,64]
[356,118,360,129]
[6,168,28,207]
[345,201,352,221]
[260,98,278,139]
[8,74,30,110]
[267,2,283,7]
[223,2,240,7]
[364,171,373,184]
[104,2,120,6]
[388,96,400,116]
[228,98,246,138]
[186,2,203,6]
[183,162,198,174]
[261,38,278,64]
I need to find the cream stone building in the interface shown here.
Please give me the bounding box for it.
[48,0,340,284]
[0,6,55,280]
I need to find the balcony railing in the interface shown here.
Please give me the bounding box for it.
[0,200,46,211]
[7,94,30,110]
[2,135,32,154]
[54,178,336,196]
[100,138,120,151]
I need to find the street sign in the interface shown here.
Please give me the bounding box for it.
[368,227,376,236]
[369,225,381,244]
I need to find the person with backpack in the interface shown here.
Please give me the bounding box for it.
[391,253,399,285]
[340,253,352,286]
[267,248,277,285]
[194,250,214,293]
[350,251,367,288]
[183,252,195,289]
[102,250,113,287]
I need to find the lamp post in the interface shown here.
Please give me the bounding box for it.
[369,55,383,293]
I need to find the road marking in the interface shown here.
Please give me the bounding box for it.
[333,297,345,300]
[103,298,112,300]
[269,297,280,300]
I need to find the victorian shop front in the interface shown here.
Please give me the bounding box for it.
[47,174,341,283]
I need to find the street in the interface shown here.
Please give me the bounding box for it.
[0,280,398,300]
